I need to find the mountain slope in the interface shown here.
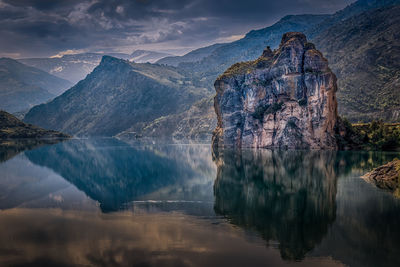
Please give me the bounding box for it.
[0,58,72,113]
[0,110,69,139]
[313,5,400,121]
[157,43,225,66]
[118,96,216,140]
[306,0,400,38]
[24,56,209,136]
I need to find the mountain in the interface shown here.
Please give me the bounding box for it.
[24,56,210,136]
[157,43,225,66]
[0,110,69,139]
[160,0,400,72]
[130,50,172,63]
[0,58,72,113]
[313,5,400,121]
[142,0,400,138]
[19,52,131,84]
[176,15,328,86]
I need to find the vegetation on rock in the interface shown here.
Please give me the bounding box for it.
[252,102,284,121]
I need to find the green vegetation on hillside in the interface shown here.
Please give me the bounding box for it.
[314,5,400,122]
[338,118,400,150]
[0,110,69,139]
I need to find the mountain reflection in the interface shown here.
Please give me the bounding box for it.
[25,139,216,212]
[0,139,64,163]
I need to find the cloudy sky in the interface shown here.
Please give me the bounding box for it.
[0,0,355,58]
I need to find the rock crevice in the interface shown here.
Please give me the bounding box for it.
[212,32,339,149]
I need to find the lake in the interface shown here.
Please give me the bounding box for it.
[0,138,399,267]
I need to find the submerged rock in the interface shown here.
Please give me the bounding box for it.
[212,32,338,149]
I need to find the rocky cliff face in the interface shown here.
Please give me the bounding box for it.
[213,32,339,149]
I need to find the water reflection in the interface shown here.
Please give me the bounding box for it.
[212,148,400,266]
[0,140,400,266]
[24,139,216,212]
[213,150,338,260]
[0,139,63,163]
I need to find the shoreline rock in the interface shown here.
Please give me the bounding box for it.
[362,159,400,194]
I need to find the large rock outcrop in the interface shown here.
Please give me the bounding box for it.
[213,32,339,149]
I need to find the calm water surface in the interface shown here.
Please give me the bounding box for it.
[0,138,399,267]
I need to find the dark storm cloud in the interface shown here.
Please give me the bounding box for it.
[0,0,355,58]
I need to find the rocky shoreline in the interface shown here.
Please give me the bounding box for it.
[362,159,400,196]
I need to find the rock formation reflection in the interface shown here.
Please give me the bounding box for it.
[213,149,339,260]
[213,149,400,262]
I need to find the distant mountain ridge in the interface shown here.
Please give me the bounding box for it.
[157,43,225,66]
[157,0,400,71]
[0,58,72,113]
[19,51,173,84]
[19,52,131,84]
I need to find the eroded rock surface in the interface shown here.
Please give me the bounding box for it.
[213,32,338,149]
[362,159,400,192]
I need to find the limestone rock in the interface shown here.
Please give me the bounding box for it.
[362,159,400,192]
[213,32,339,149]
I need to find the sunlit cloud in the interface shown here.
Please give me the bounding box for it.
[50,49,87,58]
[216,34,246,43]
